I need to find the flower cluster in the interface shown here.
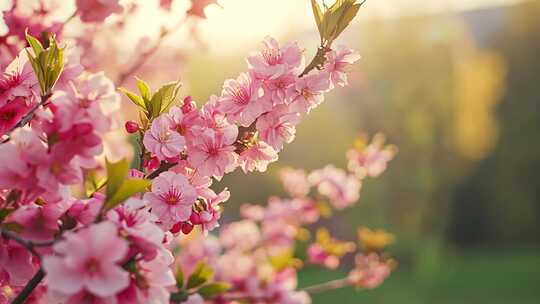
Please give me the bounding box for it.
[138,36,360,236]
[0,1,389,303]
[172,140,396,303]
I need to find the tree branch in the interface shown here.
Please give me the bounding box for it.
[1,93,52,143]
[301,277,351,294]
[11,268,45,304]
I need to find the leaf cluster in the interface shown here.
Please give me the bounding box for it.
[311,0,365,46]
[171,263,231,302]
[25,31,64,96]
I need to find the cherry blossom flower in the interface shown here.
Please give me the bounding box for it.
[143,172,197,230]
[324,46,361,88]
[348,253,394,289]
[238,141,278,173]
[247,36,304,79]
[143,115,186,161]
[0,51,38,107]
[76,0,123,23]
[218,72,270,126]
[0,97,30,137]
[279,168,310,198]
[187,128,237,179]
[256,104,300,151]
[43,221,129,298]
[289,71,330,114]
[308,165,361,209]
[347,134,397,178]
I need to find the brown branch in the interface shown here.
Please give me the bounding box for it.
[301,277,351,294]
[11,268,45,304]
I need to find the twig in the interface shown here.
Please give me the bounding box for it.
[1,93,52,143]
[0,230,54,259]
[301,277,351,294]
[11,268,45,304]
[115,17,187,86]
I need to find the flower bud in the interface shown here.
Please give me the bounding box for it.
[125,121,140,133]
[181,96,195,113]
[181,222,194,234]
[189,212,202,225]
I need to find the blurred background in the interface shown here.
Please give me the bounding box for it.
[76,0,540,302]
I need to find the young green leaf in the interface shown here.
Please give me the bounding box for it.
[118,87,147,111]
[104,179,150,211]
[186,262,214,290]
[150,81,181,118]
[136,77,152,101]
[25,31,44,55]
[105,158,129,199]
[311,0,324,38]
[198,282,231,299]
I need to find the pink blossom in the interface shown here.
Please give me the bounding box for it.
[307,244,340,269]
[167,105,204,141]
[36,149,83,196]
[324,46,361,88]
[238,141,278,173]
[199,95,238,141]
[196,188,230,233]
[143,115,186,161]
[348,253,393,289]
[218,73,270,126]
[187,129,237,179]
[143,172,197,229]
[220,220,261,251]
[308,165,361,209]
[347,134,397,178]
[256,104,300,151]
[0,241,39,286]
[0,51,38,107]
[0,97,30,137]
[289,71,330,114]
[262,73,297,105]
[76,0,123,23]
[43,221,129,297]
[67,195,104,225]
[53,72,120,134]
[247,36,304,79]
[279,168,310,198]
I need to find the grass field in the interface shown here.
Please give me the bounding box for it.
[298,249,540,304]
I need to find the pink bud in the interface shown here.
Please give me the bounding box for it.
[181,96,195,113]
[189,212,201,225]
[181,222,194,234]
[145,157,160,171]
[170,222,183,234]
[125,121,140,133]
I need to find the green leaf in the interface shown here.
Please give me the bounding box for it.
[104,179,150,211]
[25,31,44,55]
[198,282,231,299]
[169,291,189,303]
[175,266,184,290]
[136,78,152,101]
[118,87,147,111]
[150,81,181,118]
[105,158,129,199]
[335,2,362,38]
[311,0,324,38]
[186,262,214,290]
[84,171,107,198]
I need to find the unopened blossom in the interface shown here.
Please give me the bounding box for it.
[308,165,361,209]
[144,115,186,161]
[43,221,129,297]
[143,172,197,229]
[247,36,304,79]
[76,0,123,23]
[256,104,300,151]
[238,141,278,173]
[324,46,361,88]
[348,253,394,289]
[218,72,270,126]
[279,168,310,198]
[289,71,330,114]
[188,129,237,179]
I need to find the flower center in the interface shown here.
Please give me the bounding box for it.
[263,48,282,65]
[162,189,182,205]
[232,87,251,105]
[85,258,100,275]
[0,110,16,122]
